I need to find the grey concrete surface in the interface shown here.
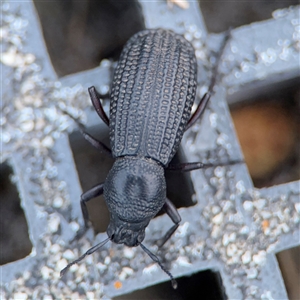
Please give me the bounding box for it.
[1,1,299,299]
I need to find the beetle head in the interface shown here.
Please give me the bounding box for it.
[107,213,147,246]
[104,157,166,246]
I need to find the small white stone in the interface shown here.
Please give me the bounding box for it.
[176,222,189,237]
[176,256,191,267]
[96,262,107,272]
[247,267,258,279]
[192,40,202,50]
[242,251,251,264]
[236,180,246,193]
[70,221,80,232]
[243,201,253,211]
[70,264,78,273]
[23,271,31,280]
[254,199,266,210]
[2,132,11,143]
[48,214,60,233]
[13,293,28,300]
[119,267,133,281]
[184,32,193,41]
[222,233,230,246]
[222,201,232,212]
[24,53,35,64]
[123,267,133,275]
[123,247,135,259]
[50,244,60,254]
[99,59,111,68]
[143,264,158,275]
[212,206,221,214]
[209,113,218,128]
[261,290,274,300]
[212,212,224,225]
[21,80,35,94]
[43,295,53,300]
[76,264,87,276]
[0,116,6,126]
[99,85,109,95]
[193,31,202,39]
[211,226,221,238]
[63,249,75,260]
[42,136,54,148]
[267,243,277,253]
[30,138,41,148]
[253,251,266,265]
[214,166,225,178]
[1,48,21,67]
[41,266,51,280]
[56,258,68,271]
[279,223,290,233]
[20,120,34,132]
[53,196,64,208]
[86,292,96,300]
[294,202,300,213]
[104,256,111,265]
[229,232,236,242]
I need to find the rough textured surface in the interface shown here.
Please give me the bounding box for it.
[110,29,197,165]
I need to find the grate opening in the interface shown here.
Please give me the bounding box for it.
[229,82,300,188]
[69,125,113,234]
[199,0,299,33]
[276,246,300,300]
[69,126,196,233]
[33,0,145,77]
[114,269,226,300]
[165,147,196,210]
[0,163,32,265]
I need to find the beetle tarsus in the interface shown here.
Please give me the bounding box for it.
[140,243,177,289]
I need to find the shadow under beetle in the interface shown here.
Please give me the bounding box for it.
[61,29,230,288]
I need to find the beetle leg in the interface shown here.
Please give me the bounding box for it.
[166,159,242,172]
[186,30,231,131]
[72,183,105,242]
[80,183,105,227]
[88,86,110,126]
[63,108,112,156]
[185,92,211,131]
[157,198,181,248]
[81,130,112,157]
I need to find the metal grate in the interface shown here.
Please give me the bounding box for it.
[1,1,299,299]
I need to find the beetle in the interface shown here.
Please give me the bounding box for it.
[61,29,230,288]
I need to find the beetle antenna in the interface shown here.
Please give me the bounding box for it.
[140,243,178,289]
[208,28,232,93]
[60,238,110,277]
